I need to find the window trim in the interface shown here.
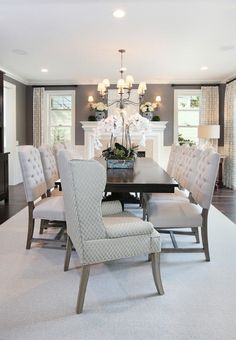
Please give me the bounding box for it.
[43,90,76,145]
[174,89,201,143]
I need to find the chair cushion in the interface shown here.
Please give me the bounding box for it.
[103,212,154,238]
[33,196,65,221]
[101,200,123,216]
[145,188,189,202]
[148,201,202,228]
[83,229,161,264]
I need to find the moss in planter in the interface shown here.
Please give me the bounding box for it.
[152,115,160,121]
[88,115,96,121]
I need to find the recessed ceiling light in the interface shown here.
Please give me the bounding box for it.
[200,66,208,71]
[41,68,48,73]
[12,49,27,55]
[113,9,126,18]
[220,45,235,52]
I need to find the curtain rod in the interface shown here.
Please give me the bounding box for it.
[171,84,220,87]
[32,85,78,88]
[226,77,236,85]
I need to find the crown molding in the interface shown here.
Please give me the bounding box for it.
[0,65,29,85]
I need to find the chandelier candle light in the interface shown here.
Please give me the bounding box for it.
[93,49,157,168]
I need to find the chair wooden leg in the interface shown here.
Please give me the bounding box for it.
[201,209,210,261]
[64,236,73,272]
[39,219,44,234]
[26,203,35,249]
[76,265,90,314]
[201,225,210,261]
[192,227,200,243]
[150,253,164,295]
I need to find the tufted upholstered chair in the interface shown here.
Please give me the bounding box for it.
[38,144,60,196]
[18,146,66,249]
[147,148,220,260]
[58,150,164,314]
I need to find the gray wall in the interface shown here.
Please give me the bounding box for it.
[26,83,226,146]
[76,84,174,145]
[4,75,27,145]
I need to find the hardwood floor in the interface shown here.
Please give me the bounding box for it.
[212,187,236,224]
[0,184,27,225]
[0,184,236,225]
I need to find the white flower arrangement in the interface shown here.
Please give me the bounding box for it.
[94,110,151,152]
[140,101,157,113]
[92,102,108,112]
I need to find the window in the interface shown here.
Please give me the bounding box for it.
[44,90,75,145]
[174,89,201,144]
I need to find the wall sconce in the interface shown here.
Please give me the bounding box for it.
[88,95,94,109]
[152,95,161,109]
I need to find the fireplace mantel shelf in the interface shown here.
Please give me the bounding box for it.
[80,121,168,164]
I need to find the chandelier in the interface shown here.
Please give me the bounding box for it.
[88,49,161,112]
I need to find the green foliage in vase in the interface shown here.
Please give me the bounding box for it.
[102,142,138,160]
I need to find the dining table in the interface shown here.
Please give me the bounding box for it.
[56,158,178,204]
[98,157,178,204]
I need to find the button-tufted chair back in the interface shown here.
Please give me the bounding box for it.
[58,151,107,262]
[39,144,59,190]
[190,148,220,209]
[173,144,190,183]
[18,145,47,202]
[178,146,202,191]
[166,144,179,177]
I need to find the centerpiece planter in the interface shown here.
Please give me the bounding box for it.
[107,159,135,169]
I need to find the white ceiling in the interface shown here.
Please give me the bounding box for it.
[1,0,236,85]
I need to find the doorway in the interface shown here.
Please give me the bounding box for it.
[4,81,22,185]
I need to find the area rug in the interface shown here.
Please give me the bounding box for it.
[0,205,236,340]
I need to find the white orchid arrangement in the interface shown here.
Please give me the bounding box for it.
[94,110,150,159]
[91,102,108,112]
[140,101,157,113]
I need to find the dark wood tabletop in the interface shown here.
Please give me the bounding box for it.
[98,158,178,193]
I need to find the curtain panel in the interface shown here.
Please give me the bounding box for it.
[223,81,236,189]
[200,86,219,148]
[33,87,45,147]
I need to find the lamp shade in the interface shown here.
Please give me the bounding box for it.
[198,125,220,139]
[88,95,94,103]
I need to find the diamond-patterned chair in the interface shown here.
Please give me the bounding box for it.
[58,150,164,314]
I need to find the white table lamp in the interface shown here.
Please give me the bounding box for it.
[198,125,220,149]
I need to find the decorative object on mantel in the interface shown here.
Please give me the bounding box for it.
[91,102,108,121]
[152,115,160,121]
[140,102,156,120]
[88,115,96,121]
[88,49,161,112]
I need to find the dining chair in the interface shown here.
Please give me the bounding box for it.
[38,144,60,196]
[142,145,197,219]
[58,151,164,314]
[146,148,220,260]
[18,145,66,248]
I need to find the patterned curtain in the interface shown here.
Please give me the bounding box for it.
[33,87,45,147]
[200,86,219,149]
[223,81,236,189]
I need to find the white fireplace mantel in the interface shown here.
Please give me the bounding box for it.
[81,121,168,164]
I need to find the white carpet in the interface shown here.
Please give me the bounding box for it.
[0,206,236,340]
